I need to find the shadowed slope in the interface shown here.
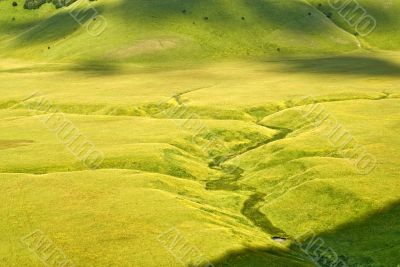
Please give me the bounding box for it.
[209,200,400,267]
[273,55,400,76]
[306,0,400,50]
[293,200,400,266]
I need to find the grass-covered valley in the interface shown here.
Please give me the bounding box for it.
[0,0,399,266]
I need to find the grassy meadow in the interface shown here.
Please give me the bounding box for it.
[1,0,399,266]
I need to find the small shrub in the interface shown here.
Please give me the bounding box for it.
[23,0,77,9]
[325,11,333,18]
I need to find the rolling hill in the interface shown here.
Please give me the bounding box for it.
[2,0,400,62]
[1,1,399,267]
[0,0,363,62]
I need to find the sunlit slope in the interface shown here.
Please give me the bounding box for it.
[1,1,400,266]
[1,55,399,266]
[1,53,400,115]
[0,0,361,62]
[0,107,313,266]
[1,170,312,267]
[0,108,276,175]
[236,98,400,266]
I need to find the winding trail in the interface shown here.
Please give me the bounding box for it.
[172,84,216,105]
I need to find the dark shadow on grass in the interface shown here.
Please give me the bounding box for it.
[208,200,400,267]
[114,0,231,23]
[273,55,400,76]
[208,246,311,267]
[0,18,41,34]
[68,60,121,75]
[14,11,83,44]
[314,0,399,34]
[114,0,325,32]
[242,0,323,33]
[5,7,96,47]
[291,199,400,267]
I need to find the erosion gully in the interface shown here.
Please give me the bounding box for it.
[205,125,291,237]
[204,125,315,263]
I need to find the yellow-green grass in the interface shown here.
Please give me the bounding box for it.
[1,51,400,116]
[2,0,399,64]
[0,0,361,63]
[0,0,400,265]
[1,170,304,266]
[2,0,398,65]
[0,53,399,266]
[0,108,277,176]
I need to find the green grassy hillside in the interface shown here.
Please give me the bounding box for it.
[307,0,400,50]
[1,1,399,266]
[1,0,363,62]
[1,56,399,266]
[3,0,399,63]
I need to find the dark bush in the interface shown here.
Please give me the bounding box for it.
[324,11,333,18]
[52,0,78,9]
[24,0,77,9]
[24,0,49,9]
